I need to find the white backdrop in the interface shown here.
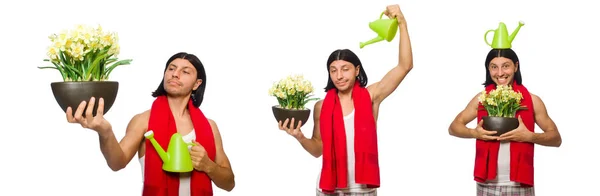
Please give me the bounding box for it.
[0,0,598,195]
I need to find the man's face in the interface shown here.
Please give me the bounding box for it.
[163,58,202,97]
[329,60,359,92]
[488,57,518,86]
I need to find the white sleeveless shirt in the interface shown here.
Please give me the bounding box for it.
[479,141,519,186]
[140,130,196,196]
[317,109,375,193]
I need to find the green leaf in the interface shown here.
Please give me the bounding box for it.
[58,51,70,68]
[37,66,58,69]
[88,48,111,81]
[50,60,67,81]
[103,59,132,79]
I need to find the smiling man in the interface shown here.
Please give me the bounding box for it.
[66,52,235,196]
[448,42,562,195]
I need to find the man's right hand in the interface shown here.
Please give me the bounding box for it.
[278,118,304,141]
[66,97,112,135]
[470,120,499,140]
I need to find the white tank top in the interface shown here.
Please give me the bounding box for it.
[480,141,519,186]
[317,109,375,193]
[139,130,196,196]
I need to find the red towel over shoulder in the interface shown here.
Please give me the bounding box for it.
[475,80,535,186]
[143,95,216,196]
[319,82,380,193]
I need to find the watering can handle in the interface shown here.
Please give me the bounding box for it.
[379,11,396,19]
[484,29,495,46]
[185,141,198,151]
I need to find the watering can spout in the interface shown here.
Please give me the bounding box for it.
[360,36,384,49]
[144,131,169,163]
[509,21,525,43]
[360,11,399,49]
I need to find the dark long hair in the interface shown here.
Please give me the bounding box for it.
[151,52,207,108]
[482,48,522,86]
[324,49,368,91]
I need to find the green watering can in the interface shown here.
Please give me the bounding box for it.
[144,130,197,173]
[485,21,525,49]
[360,11,399,49]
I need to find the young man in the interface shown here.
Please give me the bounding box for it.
[66,52,235,196]
[448,45,562,195]
[277,4,413,195]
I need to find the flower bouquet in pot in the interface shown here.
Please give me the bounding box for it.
[38,24,133,117]
[269,74,320,129]
[478,85,526,136]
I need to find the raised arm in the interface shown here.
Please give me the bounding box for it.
[368,5,413,104]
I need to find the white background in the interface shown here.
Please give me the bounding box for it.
[0,0,598,195]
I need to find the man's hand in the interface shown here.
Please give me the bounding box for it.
[384,4,406,24]
[190,141,215,173]
[471,119,499,140]
[499,116,534,142]
[66,97,112,135]
[278,118,304,141]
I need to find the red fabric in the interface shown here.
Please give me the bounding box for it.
[475,80,535,186]
[319,82,380,193]
[143,95,216,196]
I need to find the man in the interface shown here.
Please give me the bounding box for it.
[448,31,562,195]
[277,4,413,195]
[67,52,235,196]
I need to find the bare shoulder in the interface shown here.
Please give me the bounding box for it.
[467,92,481,109]
[366,84,378,101]
[138,109,151,120]
[529,93,547,112]
[207,118,221,135]
[127,109,150,132]
[314,100,324,111]
[366,83,378,92]
[452,92,481,123]
[313,100,324,117]
[530,93,542,103]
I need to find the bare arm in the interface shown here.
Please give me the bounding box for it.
[529,94,562,147]
[449,94,479,138]
[205,119,235,191]
[98,111,148,171]
[368,7,413,104]
[448,93,499,141]
[297,100,324,158]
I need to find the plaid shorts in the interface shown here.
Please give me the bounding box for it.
[476,183,535,196]
[316,188,377,196]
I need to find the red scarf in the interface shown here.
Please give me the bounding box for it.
[319,82,380,193]
[475,80,535,186]
[143,95,216,196]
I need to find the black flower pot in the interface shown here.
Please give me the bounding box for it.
[51,81,119,117]
[482,116,519,136]
[272,105,311,129]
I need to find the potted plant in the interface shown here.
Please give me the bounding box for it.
[38,24,132,117]
[478,85,526,136]
[269,74,320,129]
